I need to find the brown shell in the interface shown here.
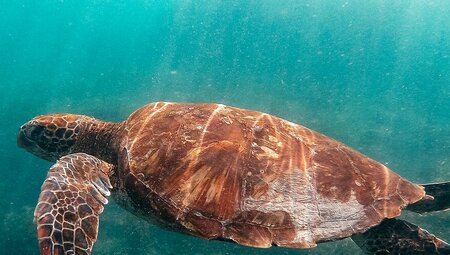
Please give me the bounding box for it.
[120,102,425,248]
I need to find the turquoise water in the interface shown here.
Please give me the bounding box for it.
[1,1,449,254]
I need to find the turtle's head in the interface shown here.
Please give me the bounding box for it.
[17,114,84,161]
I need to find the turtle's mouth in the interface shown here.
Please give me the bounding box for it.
[17,131,36,149]
[17,130,55,161]
[17,121,61,162]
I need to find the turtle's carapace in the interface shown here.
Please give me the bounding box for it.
[18,102,450,255]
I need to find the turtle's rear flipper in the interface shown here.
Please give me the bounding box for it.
[351,218,450,255]
[406,181,450,213]
[34,153,113,255]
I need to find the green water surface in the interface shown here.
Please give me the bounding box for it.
[1,1,449,254]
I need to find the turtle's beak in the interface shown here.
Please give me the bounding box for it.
[17,119,62,162]
[17,129,34,149]
[17,122,40,149]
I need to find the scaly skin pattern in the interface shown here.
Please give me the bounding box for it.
[34,153,113,255]
[115,102,426,248]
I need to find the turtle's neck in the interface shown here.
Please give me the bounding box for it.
[75,116,124,165]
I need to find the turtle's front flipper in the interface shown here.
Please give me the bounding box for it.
[351,218,450,255]
[34,153,113,255]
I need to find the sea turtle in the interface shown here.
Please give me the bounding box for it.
[17,102,450,255]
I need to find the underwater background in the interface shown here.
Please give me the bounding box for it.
[1,0,449,254]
